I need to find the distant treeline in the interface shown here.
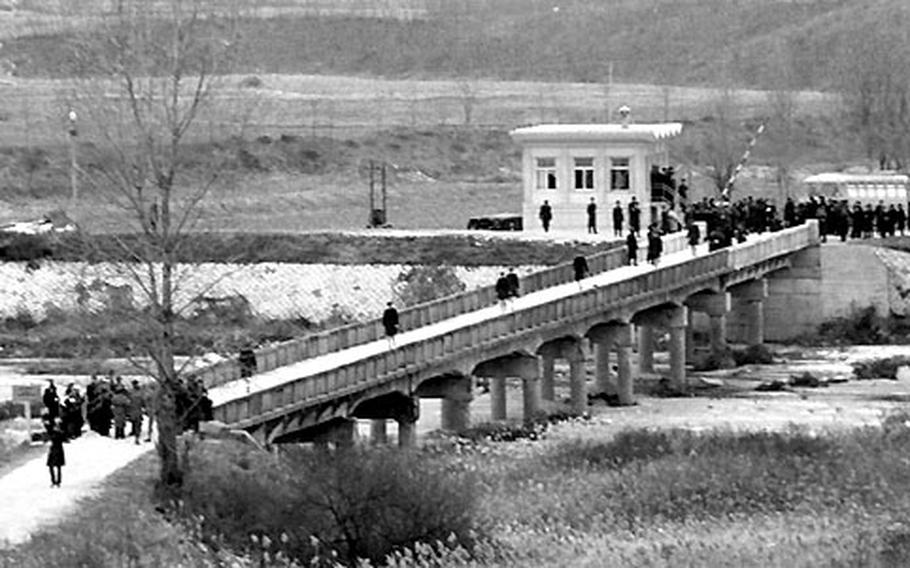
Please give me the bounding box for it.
[0,0,885,89]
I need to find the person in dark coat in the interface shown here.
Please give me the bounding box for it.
[687,221,701,255]
[61,383,84,440]
[572,255,590,288]
[897,204,907,236]
[505,268,520,299]
[626,231,638,266]
[495,272,511,309]
[629,198,641,236]
[586,198,597,234]
[539,200,553,232]
[111,383,130,439]
[647,226,663,266]
[612,201,624,236]
[47,418,65,488]
[127,380,144,445]
[185,378,204,433]
[382,302,400,346]
[42,380,59,420]
[85,374,99,433]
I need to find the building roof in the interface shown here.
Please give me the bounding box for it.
[804,172,909,185]
[510,123,684,144]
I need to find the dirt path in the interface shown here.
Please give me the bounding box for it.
[0,433,151,548]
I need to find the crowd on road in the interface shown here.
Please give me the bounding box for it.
[39,373,213,488]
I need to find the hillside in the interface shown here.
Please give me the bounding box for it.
[0,0,906,89]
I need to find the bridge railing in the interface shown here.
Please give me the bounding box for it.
[212,234,731,429]
[728,220,819,270]
[195,229,692,389]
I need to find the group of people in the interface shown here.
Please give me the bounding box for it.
[539,196,654,239]
[40,372,213,488]
[495,269,521,307]
[782,196,909,242]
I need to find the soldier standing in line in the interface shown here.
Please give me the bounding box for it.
[539,200,553,232]
[612,201,624,237]
[629,197,641,237]
[586,197,597,234]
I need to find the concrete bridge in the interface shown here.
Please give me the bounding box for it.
[207,221,820,446]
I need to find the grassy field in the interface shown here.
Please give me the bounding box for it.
[5,410,910,566]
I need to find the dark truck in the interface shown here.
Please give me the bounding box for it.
[466,213,522,231]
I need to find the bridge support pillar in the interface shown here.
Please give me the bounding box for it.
[370,419,388,445]
[397,417,417,449]
[441,382,472,433]
[685,308,696,361]
[540,355,555,402]
[738,279,768,347]
[568,344,587,415]
[312,418,357,448]
[637,325,655,374]
[691,292,731,361]
[594,338,616,396]
[615,324,635,405]
[668,306,688,390]
[522,374,541,424]
[490,377,507,421]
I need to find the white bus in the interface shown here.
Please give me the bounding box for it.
[803,172,909,207]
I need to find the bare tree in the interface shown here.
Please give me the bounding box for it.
[65,0,242,490]
[683,86,748,197]
[835,20,910,170]
[764,44,800,201]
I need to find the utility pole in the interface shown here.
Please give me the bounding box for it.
[67,108,78,206]
[604,61,614,122]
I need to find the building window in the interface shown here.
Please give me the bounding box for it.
[610,157,631,190]
[574,157,594,190]
[535,157,557,190]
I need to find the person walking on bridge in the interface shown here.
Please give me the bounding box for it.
[647,225,663,266]
[495,272,511,310]
[382,302,400,347]
[626,231,638,266]
[687,221,701,256]
[573,255,591,289]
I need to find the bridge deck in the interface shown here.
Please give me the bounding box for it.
[210,240,712,408]
[208,222,818,437]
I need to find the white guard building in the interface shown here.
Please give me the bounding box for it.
[510,121,683,234]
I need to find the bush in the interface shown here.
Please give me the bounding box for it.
[393,265,467,307]
[0,232,53,261]
[813,306,891,345]
[852,356,910,380]
[733,344,774,365]
[179,442,483,567]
